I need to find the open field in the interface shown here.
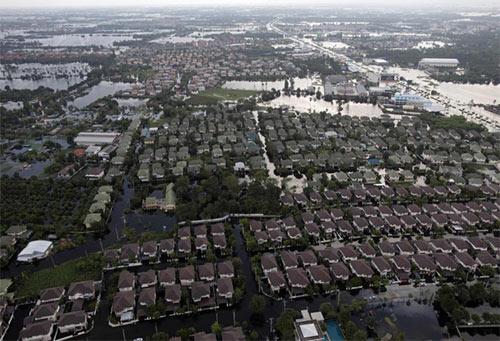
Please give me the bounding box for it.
[187,88,258,105]
[15,254,103,299]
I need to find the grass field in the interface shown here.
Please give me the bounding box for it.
[187,87,258,105]
[15,254,103,299]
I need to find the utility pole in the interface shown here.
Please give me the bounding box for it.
[269,317,274,336]
[122,328,126,341]
[99,238,104,252]
[233,309,236,326]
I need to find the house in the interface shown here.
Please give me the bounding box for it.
[429,239,453,253]
[142,241,157,259]
[338,246,358,261]
[287,227,302,240]
[475,251,496,267]
[57,311,88,334]
[248,220,262,232]
[112,291,135,322]
[330,262,350,281]
[216,278,234,300]
[454,252,477,271]
[412,240,432,254]
[358,243,377,258]
[304,223,321,238]
[118,270,135,291]
[159,239,175,256]
[195,237,210,252]
[286,268,310,291]
[391,255,412,273]
[434,253,458,272]
[378,241,396,257]
[213,235,227,250]
[158,268,176,287]
[138,270,157,288]
[412,254,437,274]
[138,287,156,307]
[193,225,207,238]
[307,265,331,285]
[179,266,196,286]
[19,320,54,341]
[39,287,65,304]
[217,261,235,278]
[317,247,340,264]
[371,256,392,276]
[120,243,140,263]
[178,226,191,240]
[298,250,318,267]
[254,230,269,245]
[280,251,299,270]
[177,239,191,256]
[165,284,182,305]
[67,281,95,301]
[449,238,469,253]
[261,253,278,275]
[394,240,414,256]
[267,270,286,292]
[32,302,59,321]
[467,237,488,252]
[210,223,225,237]
[349,259,374,279]
[191,282,211,303]
[198,263,215,282]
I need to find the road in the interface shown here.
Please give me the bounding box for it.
[267,20,500,132]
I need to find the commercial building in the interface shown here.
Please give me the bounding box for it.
[74,132,120,146]
[17,240,53,262]
[418,58,459,68]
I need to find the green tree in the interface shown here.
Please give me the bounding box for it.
[249,295,266,316]
[211,321,222,335]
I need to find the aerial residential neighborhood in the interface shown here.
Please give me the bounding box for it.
[1,1,499,341]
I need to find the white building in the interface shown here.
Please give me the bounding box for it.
[74,132,120,146]
[418,58,459,68]
[17,240,53,262]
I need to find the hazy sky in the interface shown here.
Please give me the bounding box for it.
[1,0,499,9]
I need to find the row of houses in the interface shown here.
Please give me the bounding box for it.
[281,184,499,208]
[246,198,499,245]
[111,262,236,323]
[19,281,98,341]
[259,236,498,296]
[104,225,230,268]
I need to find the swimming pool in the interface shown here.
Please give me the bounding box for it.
[326,320,344,341]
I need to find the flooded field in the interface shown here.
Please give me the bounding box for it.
[26,33,137,47]
[0,62,90,90]
[264,95,386,117]
[69,81,133,109]
[222,77,322,91]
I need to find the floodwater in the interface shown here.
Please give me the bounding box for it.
[151,35,213,44]
[222,77,322,92]
[26,34,137,47]
[437,83,500,105]
[69,81,133,109]
[265,95,386,118]
[0,62,90,90]
[0,77,84,91]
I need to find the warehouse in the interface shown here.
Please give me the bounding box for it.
[74,132,121,146]
[418,58,459,68]
[17,240,53,262]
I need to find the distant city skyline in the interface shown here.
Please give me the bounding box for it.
[2,0,499,9]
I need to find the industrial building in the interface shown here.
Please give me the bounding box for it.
[418,58,459,68]
[17,240,53,262]
[74,132,121,146]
